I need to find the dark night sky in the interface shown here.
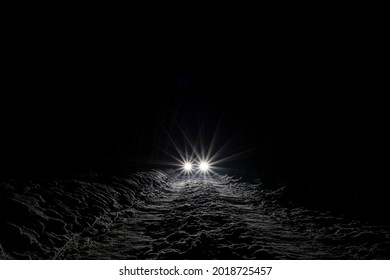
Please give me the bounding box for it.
[2,40,350,173]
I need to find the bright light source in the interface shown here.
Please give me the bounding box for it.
[184,162,192,171]
[199,161,209,172]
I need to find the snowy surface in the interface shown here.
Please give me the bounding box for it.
[0,170,389,259]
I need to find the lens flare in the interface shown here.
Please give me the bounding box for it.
[183,162,193,171]
[158,116,260,178]
[199,161,209,172]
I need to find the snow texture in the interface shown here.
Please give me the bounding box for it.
[0,170,389,259]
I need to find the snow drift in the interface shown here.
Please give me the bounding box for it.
[0,170,389,259]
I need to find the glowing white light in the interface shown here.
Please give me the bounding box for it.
[199,161,209,172]
[184,162,192,171]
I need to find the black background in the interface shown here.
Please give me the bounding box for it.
[2,22,387,218]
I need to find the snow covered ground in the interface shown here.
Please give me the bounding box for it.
[0,170,389,259]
